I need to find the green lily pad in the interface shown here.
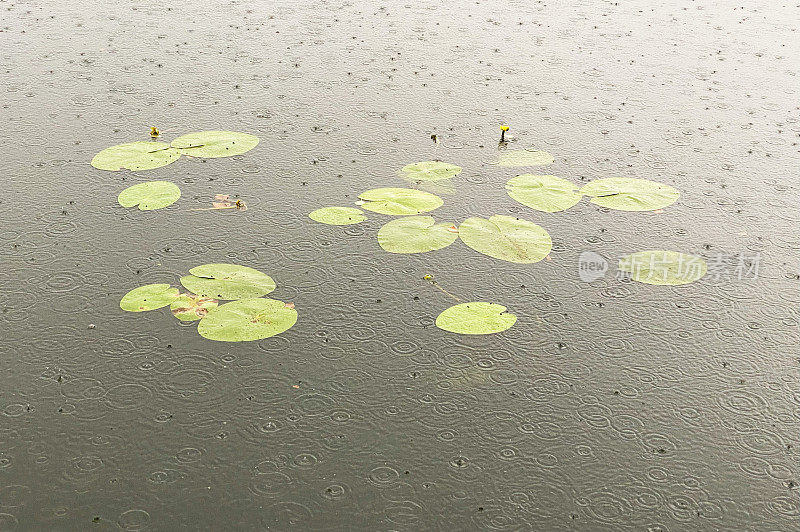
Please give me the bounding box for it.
[118,181,181,211]
[436,302,517,335]
[495,149,554,167]
[180,264,276,300]
[197,298,297,342]
[401,161,462,181]
[505,174,582,213]
[91,141,180,171]
[377,216,459,254]
[580,177,679,211]
[459,215,552,263]
[120,284,179,312]
[170,294,219,321]
[171,131,259,158]
[358,188,443,215]
[309,207,366,225]
[618,250,707,285]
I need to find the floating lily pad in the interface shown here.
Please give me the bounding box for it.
[180,264,276,300]
[118,181,181,211]
[436,302,517,335]
[171,131,259,158]
[120,284,179,312]
[401,161,462,181]
[358,188,443,215]
[618,250,707,285]
[309,207,366,225]
[91,141,180,171]
[377,216,458,254]
[197,298,297,342]
[505,174,582,213]
[459,215,552,263]
[170,294,219,321]
[580,177,679,211]
[495,149,554,167]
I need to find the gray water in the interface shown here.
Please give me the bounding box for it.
[2,0,799,530]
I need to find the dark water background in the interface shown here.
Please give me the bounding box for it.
[2,0,799,530]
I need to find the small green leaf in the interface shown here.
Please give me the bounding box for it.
[459,215,552,263]
[118,181,181,211]
[171,131,259,158]
[618,250,707,285]
[436,302,517,335]
[120,284,179,312]
[180,264,276,300]
[309,207,366,225]
[401,161,462,181]
[377,216,458,254]
[505,174,582,213]
[495,150,554,167]
[198,298,298,342]
[358,188,443,215]
[170,294,219,321]
[580,177,679,211]
[91,141,180,171]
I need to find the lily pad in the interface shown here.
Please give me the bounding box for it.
[171,131,259,158]
[180,264,276,300]
[377,216,458,254]
[580,177,679,211]
[118,181,181,211]
[120,284,179,312]
[197,298,297,342]
[436,302,517,335]
[505,174,582,213]
[618,250,707,285]
[358,188,443,215]
[91,141,180,171]
[401,161,462,181]
[309,207,366,225]
[459,215,552,263]
[170,294,219,321]
[495,149,554,167]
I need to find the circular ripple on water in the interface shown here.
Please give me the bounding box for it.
[0,485,30,508]
[716,389,767,416]
[262,501,313,528]
[368,466,400,487]
[320,482,349,501]
[103,384,154,411]
[474,412,534,444]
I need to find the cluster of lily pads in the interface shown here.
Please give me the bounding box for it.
[119,264,297,342]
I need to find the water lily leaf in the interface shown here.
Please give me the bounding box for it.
[120,284,179,312]
[377,216,458,254]
[118,181,181,211]
[580,177,679,211]
[505,174,582,213]
[170,294,219,321]
[495,149,554,167]
[197,298,297,342]
[436,302,517,335]
[309,207,366,225]
[171,131,259,158]
[180,264,276,300]
[618,250,707,285]
[91,141,180,171]
[401,161,462,181]
[358,188,443,215]
[459,215,552,263]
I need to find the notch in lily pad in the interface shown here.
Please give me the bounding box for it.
[401,161,462,182]
[436,302,517,335]
[92,141,181,171]
[580,177,679,211]
[357,188,443,215]
[180,264,276,300]
[171,131,259,158]
[459,215,552,263]
[618,250,707,285]
[377,216,458,254]
[120,284,179,312]
[309,207,366,225]
[506,174,581,213]
[118,181,181,211]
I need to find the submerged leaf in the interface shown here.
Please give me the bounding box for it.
[180,264,276,300]
[358,188,443,215]
[170,294,219,321]
[120,284,179,312]
[377,216,458,254]
[309,206,366,225]
[495,149,554,167]
[505,174,582,213]
[580,177,679,211]
[91,141,180,171]
[436,302,517,335]
[401,161,462,181]
[171,131,259,158]
[118,181,181,211]
[459,215,552,263]
[618,250,707,285]
[198,298,298,342]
